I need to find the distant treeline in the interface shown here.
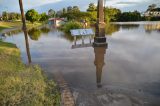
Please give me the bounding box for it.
[50,3,160,23]
[0,12,21,21]
[1,3,160,23]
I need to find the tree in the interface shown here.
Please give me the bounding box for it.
[87,3,97,12]
[72,6,80,12]
[16,13,21,20]
[56,10,63,17]
[147,4,157,11]
[104,7,121,22]
[88,11,97,23]
[67,6,73,13]
[8,12,17,21]
[2,11,8,21]
[118,11,141,22]
[48,9,55,17]
[62,8,67,14]
[39,13,48,22]
[25,9,39,23]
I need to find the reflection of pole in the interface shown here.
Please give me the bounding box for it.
[19,0,32,64]
[74,36,77,45]
[94,47,106,88]
[93,0,107,47]
[82,36,84,44]
[89,35,92,44]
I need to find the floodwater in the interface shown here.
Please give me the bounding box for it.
[3,22,160,105]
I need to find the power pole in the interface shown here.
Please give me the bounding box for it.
[19,0,32,64]
[93,0,108,88]
[93,0,108,47]
[94,47,106,88]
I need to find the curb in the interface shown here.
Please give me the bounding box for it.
[54,72,75,106]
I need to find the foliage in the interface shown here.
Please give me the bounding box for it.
[118,11,141,22]
[40,27,50,34]
[72,6,80,13]
[28,28,41,41]
[147,4,157,11]
[25,9,39,23]
[39,13,49,22]
[61,21,83,33]
[0,41,60,106]
[1,11,21,21]
[87,3,97,12]
[62,12,90,22]
[2,11,8,21]
[58,6,81,18]
[105,7,121,22]
[67,6,73,13]
[56,10,63,17]
[88,11,97,24]
[48,9,56,18]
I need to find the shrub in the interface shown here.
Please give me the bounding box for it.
[61,21,83,33]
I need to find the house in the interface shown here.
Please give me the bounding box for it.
[48,18,66,27]
[144,8,160,17]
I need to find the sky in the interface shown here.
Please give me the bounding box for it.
[0,0,160,13]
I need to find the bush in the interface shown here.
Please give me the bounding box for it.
[61,21,83,33]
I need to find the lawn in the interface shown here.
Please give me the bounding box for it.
[0,21,22,28]
[0,21,42,32]
[0,40,60,106]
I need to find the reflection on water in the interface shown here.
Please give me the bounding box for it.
[71,35,93,49]
[23,29,32,64]
[105,24,120,35]
[3,21,160,105]
[24,31,32,64]
[28,28,41,41]
[94,46,107,88]
[5,29,22,36]
[145,24,160,32]
[120,24,140,30]
[40,27,50,34]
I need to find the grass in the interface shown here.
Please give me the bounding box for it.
[0,21,42,32]
[0,40,60,106]
[0,21,22,29]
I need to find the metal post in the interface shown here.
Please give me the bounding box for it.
[19,0,32,64]
[93,0,108,47]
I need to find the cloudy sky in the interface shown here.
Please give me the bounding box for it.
[0,0,160,13]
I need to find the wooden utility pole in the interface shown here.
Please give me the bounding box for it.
[93,0,108,88]
[19,0,32,64]
[93,0,108,47]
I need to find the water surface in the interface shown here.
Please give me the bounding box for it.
[3,22,160,105]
